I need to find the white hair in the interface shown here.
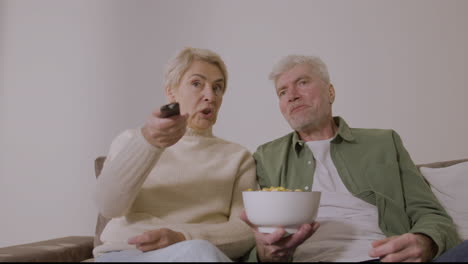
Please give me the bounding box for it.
[269,55,330,84]
[164,47,228,92]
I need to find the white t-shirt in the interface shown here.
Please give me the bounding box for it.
[293,138,386,262]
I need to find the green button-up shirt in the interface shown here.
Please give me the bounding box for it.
[247,116,460,261]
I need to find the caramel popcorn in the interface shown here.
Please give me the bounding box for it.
[245,186,303,192]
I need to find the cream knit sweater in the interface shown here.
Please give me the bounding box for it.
[92,128,256,259]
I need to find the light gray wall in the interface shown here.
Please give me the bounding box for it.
[1,0,467,247]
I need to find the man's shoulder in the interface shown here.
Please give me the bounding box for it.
[254,132,295,157]
[349,127,396,138]
[256,128,397,145]
[253,126,401,158]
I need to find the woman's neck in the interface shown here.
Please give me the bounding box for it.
[185,127,213,137]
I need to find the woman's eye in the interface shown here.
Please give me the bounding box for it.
[192,81,201,87]
[214,85,223,93]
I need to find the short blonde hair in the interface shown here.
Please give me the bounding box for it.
[269,55,330,85]
[164,47,228,92]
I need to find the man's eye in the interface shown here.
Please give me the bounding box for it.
[278,90,286,97]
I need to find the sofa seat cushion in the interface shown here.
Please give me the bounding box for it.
[0,236,94,262]
[420,160,468,239]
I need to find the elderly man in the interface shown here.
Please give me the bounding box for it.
[241,55,467,262]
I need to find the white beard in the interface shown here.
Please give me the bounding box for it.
[286,107,331,133]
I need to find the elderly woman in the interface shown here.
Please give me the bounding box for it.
[93,47,256,262]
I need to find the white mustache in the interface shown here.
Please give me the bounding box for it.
[288,103,307,114]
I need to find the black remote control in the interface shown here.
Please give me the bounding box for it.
[160,102,180,118]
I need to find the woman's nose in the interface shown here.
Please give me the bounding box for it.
[202,86,216,102]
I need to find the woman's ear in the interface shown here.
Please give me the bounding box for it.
[329,84,336,104]
[166,86,177,103]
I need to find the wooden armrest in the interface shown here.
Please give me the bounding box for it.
[0,236,94,262]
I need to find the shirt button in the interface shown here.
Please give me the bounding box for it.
[307,161,311,165]
[305,186,309,190]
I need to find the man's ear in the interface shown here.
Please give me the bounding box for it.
[166,86,177,102]
[329,84,336,104]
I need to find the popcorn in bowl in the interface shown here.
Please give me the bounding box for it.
[243,186,321,234]
[245,186,303,192]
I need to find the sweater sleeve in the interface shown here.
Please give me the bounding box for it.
[168,149,257,260]
[95,128,164,218]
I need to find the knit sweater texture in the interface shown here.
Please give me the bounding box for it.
[92,128,256,259]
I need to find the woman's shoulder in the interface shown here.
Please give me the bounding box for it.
[106,128,146,157]
[109,128,141,145]
[211,136,252,155]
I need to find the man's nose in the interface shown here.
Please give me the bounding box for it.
[287,87,300,102]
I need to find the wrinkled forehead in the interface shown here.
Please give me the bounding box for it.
[275,64,320,90]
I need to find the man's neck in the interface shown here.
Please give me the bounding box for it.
[297,117,337,142]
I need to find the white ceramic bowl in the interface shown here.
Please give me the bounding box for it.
[243,191,321,233]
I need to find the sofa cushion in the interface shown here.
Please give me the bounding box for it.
[417,158,468,169]
[0,236,93,262]
[94,156,110,248]
[419,159,468,240]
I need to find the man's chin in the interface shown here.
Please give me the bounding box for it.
[288,118,308,131]
[288,119,320,132]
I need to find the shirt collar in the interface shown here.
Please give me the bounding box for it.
[293,116,356,154]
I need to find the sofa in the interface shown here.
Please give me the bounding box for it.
[1,156,467,262]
